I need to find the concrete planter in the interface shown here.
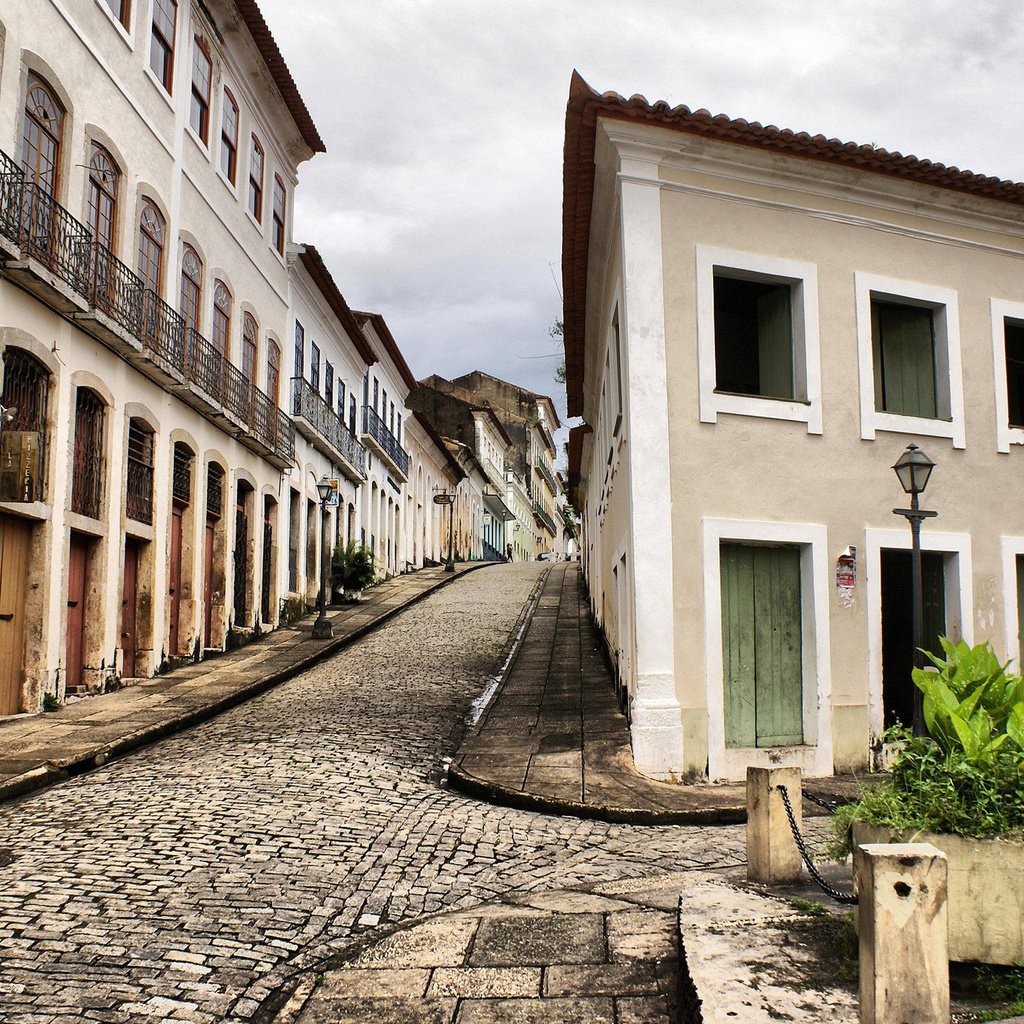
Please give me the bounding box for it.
[854,822,1024,965]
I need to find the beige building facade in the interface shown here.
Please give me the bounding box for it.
[563,73,1024,781]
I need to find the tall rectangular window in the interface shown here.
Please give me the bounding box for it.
[373,378,379,412]
[310,341,320,390]
[220,89,238,183]
[294,320,304,378]
[871,300,938,419]
[325,361,334,406]
[272,176,286,254]
[104,0,130,29]
[189,38,212,142]
[1005,320,1024,428]
[338,381,346,419]
[150,0,177,92]
[248,135,264,222]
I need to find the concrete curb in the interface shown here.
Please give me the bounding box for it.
[0,563,495,808]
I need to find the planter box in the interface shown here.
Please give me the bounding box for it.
[854,822,1024,965]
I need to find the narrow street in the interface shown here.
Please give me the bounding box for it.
[0,565,746,1024]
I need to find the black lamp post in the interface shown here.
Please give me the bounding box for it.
[312,475,333,640]
[891,443,937,737]
[432,492,456,573]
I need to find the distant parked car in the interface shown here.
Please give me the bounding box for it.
[537,552,558,561]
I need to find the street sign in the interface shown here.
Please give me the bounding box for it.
[326,479,340,507]
[433,493,455,505]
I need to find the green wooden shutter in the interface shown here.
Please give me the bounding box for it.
[721,544,804,748]
[921,552,946,660]
[757,287,793,399]
[1017,555,1024,670]
[872,302,937,418]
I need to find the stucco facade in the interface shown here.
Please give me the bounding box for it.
[564,74,1024,781]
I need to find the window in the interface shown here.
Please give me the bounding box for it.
[189,38,212,143]
[272,175,286,254]
[696,247,822,434]
[212,280,231,355]
[248,135,264,222]
[150,0,177,93]
[267,340,280,405]
[242,313,258,382]
[1005,321,1024,428]
[992,300,1024,453]
[179,244,203,331]
[338,380,346,419]
[854,273,963,448]
[611,306,623,435]
[136,199,165,293]
[348,394,356,435]
[126,418,154,524]
[372,377,379,412]
[220,89,238,183]
[294,320,304,377]
[309,341,320,390]
[87,144,119,252]
[103,0,130,29]
[0,348,50,502]
[325,361,334,406]
[71,388,105,519]
[22,74,64,195]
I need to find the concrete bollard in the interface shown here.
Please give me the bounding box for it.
[855,843,949,1024]
[746,765,802,884]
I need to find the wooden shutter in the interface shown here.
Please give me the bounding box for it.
[872,302,937,418]
[757,286,794,399]
[721,543,804,748]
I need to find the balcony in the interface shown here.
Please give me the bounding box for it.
[291,377,367,481]
[361,404,409,480]
[532,500,558,537]
[0,150,294,469]
[534,456,560,496]
[482,456,505,490]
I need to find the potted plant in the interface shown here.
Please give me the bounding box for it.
[331,542,376,602]
[833,639,1024,964]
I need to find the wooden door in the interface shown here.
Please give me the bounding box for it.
[233,500,248,625]
[121,539,139,678]
[66,533,89,691]
[721,543,803,748]
[0,514,32,714]
[260,507,273,624]
[168,506,183,656]
[203,519,215,649]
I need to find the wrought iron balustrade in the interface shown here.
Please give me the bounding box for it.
[534,456,560,494]
[0,149,23,242]
[125,455,154,524]
[183,327,226,403]
[532,500,558,536]
[292,377,366,475]
[90,243,145,337]
[20,183,92,294]
[139,288,185,366]
[361,404,409,477]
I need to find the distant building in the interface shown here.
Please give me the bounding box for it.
[563,72,1024,782]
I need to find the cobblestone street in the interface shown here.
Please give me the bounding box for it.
[0,565,750,1024]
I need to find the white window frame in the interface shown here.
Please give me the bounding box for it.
[702,517,833,781]
[863,527,973,743]
[854,272,965,449]
[696,246,822,434]
[990,298,1024,453]
[1001,536,1024,672]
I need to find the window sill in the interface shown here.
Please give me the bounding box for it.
[94,0,134,48]
[702,390,821,433]
[863,409,964,449]
[142,65,175,111]
[185,125,212,161]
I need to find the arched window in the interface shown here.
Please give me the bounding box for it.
[179,244,202,331]
[0,348,51,502]
[212,280,231,355]
[266,340,280,405]
[71,387,105,518]
[22,74,64,195]
[87,144,119,251]
[241,312,258,382]
[125,417,154,524]
[136,200,165,294]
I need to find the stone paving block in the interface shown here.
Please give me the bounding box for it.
[350,917,479,968]
[543,962,659,997]
[469,914,604,967]
[455,996,615,1023]
[323,968,430,997]
[614,995,673,1023]
[299,996,457,1024]
[426,966,541,998]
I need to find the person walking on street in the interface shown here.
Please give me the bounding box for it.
[506,542,513,562]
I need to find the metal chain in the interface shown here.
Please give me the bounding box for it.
[802,789,838,812]
[775,784,858,905]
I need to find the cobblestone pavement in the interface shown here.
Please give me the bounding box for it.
[0,563,826,1024]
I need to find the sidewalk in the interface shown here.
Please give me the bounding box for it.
[449,562,875,824]
[0,563,489,805]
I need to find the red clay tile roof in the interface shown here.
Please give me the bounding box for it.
[352,311,420,393]
[233,0,325,154]
[562,70,1024,417]
[298,246,376,365]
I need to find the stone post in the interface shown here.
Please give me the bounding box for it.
[855,843,949,1024]
[746,765,802,884]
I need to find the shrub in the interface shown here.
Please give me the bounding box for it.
[331,542,376,592]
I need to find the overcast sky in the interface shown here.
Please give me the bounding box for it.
[259,0,1024,430]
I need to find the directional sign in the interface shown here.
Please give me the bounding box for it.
[326,479,340,507]
[433,493,455,505]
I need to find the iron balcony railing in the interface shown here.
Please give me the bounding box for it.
[292,377,367,476]
[0,148,294,468]
[361,404,409,477]
[532,500,558,536]
[483,457,505,489]
[534,456,560,495]
[125,455,154,524]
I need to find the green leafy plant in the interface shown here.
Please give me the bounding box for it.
[41,693,60,712]
[331,542,375,593]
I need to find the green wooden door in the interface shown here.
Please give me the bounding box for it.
[721,543,804,748]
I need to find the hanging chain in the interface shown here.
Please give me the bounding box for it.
[775,784,858,905]
[802,789,839,812]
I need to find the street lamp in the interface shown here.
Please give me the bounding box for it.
[312,474,333,639]
[433,492,456,573]
[891,443,937,737]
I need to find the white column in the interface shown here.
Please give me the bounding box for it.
[618,149,684,779]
